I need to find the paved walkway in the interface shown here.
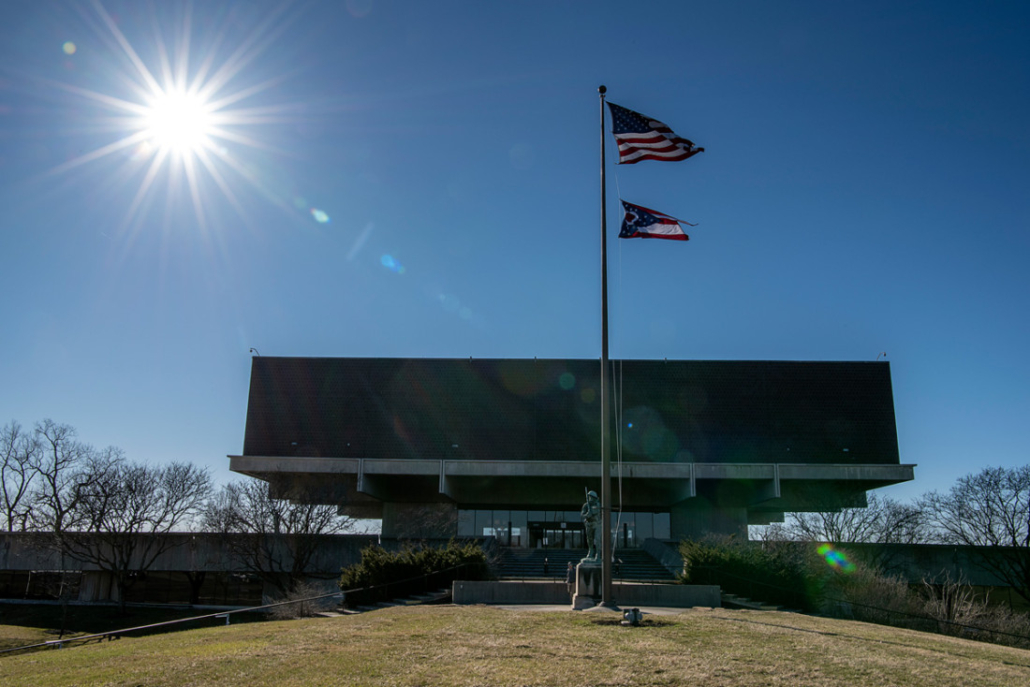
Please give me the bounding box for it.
[490,603,703,616]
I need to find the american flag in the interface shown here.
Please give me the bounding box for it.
[619,200,695,241]
[607,102,704,164]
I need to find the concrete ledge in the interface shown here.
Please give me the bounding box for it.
[452,580,720,608]
[229,456,914,484]
[614,582,720,608]
[454,580,570,605]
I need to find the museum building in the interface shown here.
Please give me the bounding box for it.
[229,357,914,544]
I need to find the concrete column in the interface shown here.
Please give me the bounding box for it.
[380,502,459,540]
[670,496,748,540]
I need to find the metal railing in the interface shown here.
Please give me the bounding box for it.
[339,562,478,609]
[0,591,344,657]
[1,562,479,657]
[695,567,1030,647]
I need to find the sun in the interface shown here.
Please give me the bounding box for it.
[141,88,215,157]
[43,1,302,230]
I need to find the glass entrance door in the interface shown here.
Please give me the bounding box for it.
[528,522,584,549]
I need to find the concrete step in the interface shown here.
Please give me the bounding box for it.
[496,547,676,581]
[721,593,784,612]
[349,588,450,614]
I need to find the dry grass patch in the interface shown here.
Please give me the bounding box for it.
[1,605,1029,686]
[0,623,60,651]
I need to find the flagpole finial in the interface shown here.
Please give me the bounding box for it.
[598,85,606,95]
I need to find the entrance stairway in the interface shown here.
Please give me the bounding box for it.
[496,548,676,582]
[720,592,796,612]
[345,587,451,614]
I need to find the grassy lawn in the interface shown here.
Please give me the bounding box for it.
[0,602,266,652]
[1,605,1029,686]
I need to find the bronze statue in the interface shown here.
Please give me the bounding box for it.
[580,490,601,562]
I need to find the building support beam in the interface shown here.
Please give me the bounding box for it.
[356,459,392,501]
[749,464,781,505]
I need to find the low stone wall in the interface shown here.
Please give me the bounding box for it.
[0,532,379,573]
[614,582,719,608]
[454,580,571,605]
[453,580,720,608]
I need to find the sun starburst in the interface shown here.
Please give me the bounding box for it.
[142,88,215,157]
[45,0,302,232]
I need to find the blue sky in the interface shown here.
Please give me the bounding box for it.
[0,1,1027,505]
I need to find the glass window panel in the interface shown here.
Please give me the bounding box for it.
[636,513,653,541]
[617,515,635,548]
[490,511,510,543]
[476,510,493,537]
[654,513,670,539]
[457,510,475,537]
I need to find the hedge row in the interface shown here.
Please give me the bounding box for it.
[339,540,489,608]
[680,536,829,611]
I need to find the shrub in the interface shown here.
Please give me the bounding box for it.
[267,581,340,620]
[682,535,1030,649]
[920,573,1030,649]
[680,535,829,611]
[816,558,1030,649]
[339,540,489,608]
[821,567,925,629]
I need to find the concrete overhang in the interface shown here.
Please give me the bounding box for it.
[229,455,914,514]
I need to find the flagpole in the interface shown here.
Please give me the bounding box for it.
[598,84,613,607]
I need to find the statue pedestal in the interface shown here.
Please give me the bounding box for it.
[571,561,603,610]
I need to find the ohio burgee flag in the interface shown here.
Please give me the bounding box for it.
[619,200,695,241]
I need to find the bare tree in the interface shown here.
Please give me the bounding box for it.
[1,421,39,531]
[203,478,355,597]
[27,419,122,533]
[786,494,927,545]
[60,460,212,613]
[755,493,927,572]
[920,465,1030,605]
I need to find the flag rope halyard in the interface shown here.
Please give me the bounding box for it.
[598,84,614,607]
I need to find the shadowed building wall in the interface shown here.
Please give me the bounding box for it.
[231,357,914,541]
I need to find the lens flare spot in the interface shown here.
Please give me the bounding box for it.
[580,388,596,403]
[438,293,459,312]
[310,208,330,223]
[381,254,405,274]
[499,360,548,397]
[559,373,576,390]
[621,406,679,460]
[346,0,374,17]
[817,543,856,573]
[62,42,77,55]
[131,140,155,161]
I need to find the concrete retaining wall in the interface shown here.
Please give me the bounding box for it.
[614,582,720,608]
[454,580,571,605]
[453,580,720,608]
[0,533,380,573]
